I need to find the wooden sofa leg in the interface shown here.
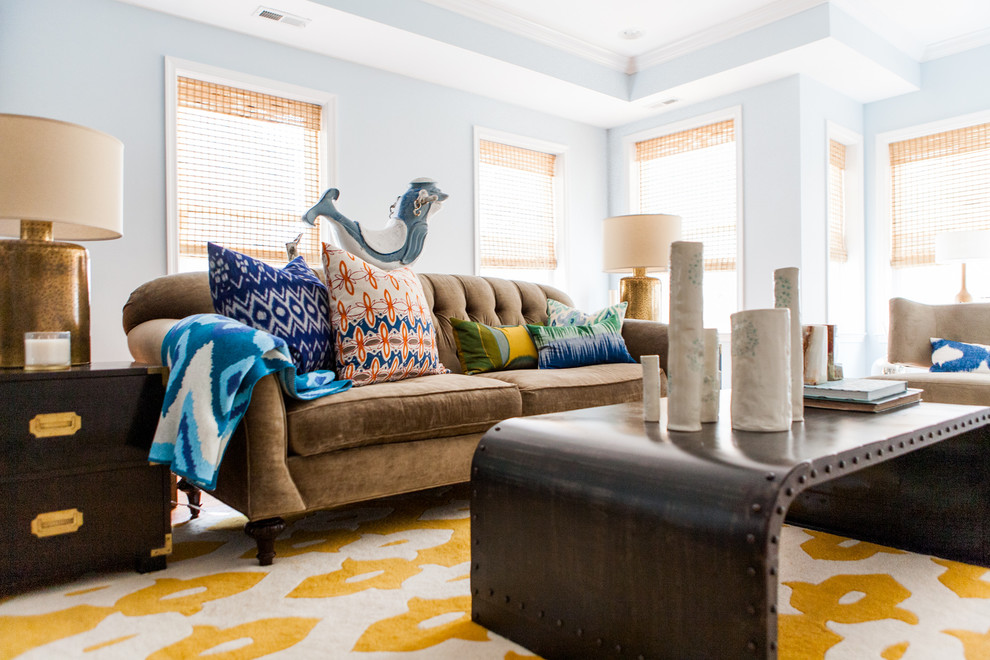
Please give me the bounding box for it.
[245,517,286,566]
[176,478,202,519]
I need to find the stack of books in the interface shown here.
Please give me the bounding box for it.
[803,378,921,413]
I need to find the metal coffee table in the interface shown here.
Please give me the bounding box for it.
[470,394,990,659]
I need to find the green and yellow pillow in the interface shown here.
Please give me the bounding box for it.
[449,318,538,374]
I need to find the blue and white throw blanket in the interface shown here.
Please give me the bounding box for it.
[149,313,351,490]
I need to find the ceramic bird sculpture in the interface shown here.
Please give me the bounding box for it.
[285,232,303,261]
[301,178,448,270]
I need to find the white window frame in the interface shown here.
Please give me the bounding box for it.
[872,108,990,336]
[473,126,568,289]
[164,56,336,274]
[621,106,745,322]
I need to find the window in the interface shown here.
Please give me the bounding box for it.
[475,130,565,286]
[628,110,740,331]
[889,122,990,267]
[881,115,990,306]
[166,59,333,272]
[828,139,848,263]
[826,124,865,348]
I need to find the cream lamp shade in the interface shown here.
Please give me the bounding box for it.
[935,229,990,303]
[602,214,682,320]
[0,114,124,368]
[0,114,123,239]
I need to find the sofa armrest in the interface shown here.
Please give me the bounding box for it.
[622,319,670,374]
[127,317,306,519]
[216,373,307,520]
[126,319,180,365]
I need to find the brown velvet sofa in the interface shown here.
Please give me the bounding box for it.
[870,297,990,405]
[123,272,669,564]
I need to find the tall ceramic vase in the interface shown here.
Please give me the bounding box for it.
[701,328,720,423]
[774,267,803,422]
[730,308,792,432]
[667,241,704,432]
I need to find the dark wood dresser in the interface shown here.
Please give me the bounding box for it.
[0,362,171,593]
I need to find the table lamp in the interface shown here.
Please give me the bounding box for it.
[0,114,123,368]
[935,229,990,304]
[602,214,682,320]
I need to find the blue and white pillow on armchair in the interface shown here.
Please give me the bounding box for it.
[930,337,990,373]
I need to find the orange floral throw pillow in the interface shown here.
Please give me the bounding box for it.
[321,245,448,386]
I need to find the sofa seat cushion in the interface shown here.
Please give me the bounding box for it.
[478,363,648,416]
[285,374,521,456]
[870,372,990,406]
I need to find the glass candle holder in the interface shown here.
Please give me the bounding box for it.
[24,331,72,371]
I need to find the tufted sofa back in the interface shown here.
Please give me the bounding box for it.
[418,274,571,373]
[122,270,572,374]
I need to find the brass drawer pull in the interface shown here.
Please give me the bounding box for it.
[31,508,84,538]
[29,411,82,438]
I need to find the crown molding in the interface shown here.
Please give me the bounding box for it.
[923,26,990,61]
[420,0,630,72]
[635,0,827,70]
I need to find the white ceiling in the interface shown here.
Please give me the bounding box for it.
[116,0,990,127]
[423,0,990,63]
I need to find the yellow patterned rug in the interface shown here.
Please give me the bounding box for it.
[2,484,990,659]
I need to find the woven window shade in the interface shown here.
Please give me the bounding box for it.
[889,122,990,267]
[176,76,323,264]
[478,139,558,270]
[635,119,736,271]
[828,140,848,262]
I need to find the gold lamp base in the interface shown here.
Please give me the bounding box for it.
[955,263,973,303]
[619,267,661,321]
[0,221,90,368]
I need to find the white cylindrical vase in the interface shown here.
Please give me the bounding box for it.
[730,309,792,432]
[701,328,720,423]
[667,241,704,432]
[774,267,803,422]
[642,354,662,423]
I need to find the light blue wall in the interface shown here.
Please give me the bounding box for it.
[0,0,608,362]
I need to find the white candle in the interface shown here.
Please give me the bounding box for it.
[642,354,661,422]
[24,332,71,370]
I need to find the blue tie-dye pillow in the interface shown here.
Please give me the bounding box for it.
[547,299,628,327]
[930,337,990,373]
[208,242,333,374]
[527,313,636,369]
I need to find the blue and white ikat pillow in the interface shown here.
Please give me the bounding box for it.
[208,242,333,374]
[930,337,990,373]
[547,299,628,327]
